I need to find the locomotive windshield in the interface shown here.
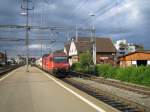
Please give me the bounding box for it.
[53,56,68,63]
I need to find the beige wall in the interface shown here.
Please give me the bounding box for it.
[69,55,79,66]
[120,61,132,67]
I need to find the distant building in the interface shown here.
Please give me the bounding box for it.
[66,37,116,65]
[127,45,136,54]
[119,51,150,67]
[114,39,137,56]
[0,52,7,66]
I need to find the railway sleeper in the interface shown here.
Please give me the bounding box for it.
[63,79,147,112]
[119,107,139,112]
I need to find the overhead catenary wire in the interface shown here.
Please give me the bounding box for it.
[82,0,124,27]
[67,0,89,19]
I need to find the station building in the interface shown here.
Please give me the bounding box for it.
[119,51,150,67]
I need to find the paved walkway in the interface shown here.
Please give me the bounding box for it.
[0,66,117,112]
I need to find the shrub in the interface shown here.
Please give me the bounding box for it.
[96,64,150,86]
[96,64,116,78]
[71,62,150,86]
[79,52,92,67]
[71,62,82,72]
[85,65,96,75]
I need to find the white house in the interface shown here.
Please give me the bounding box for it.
[67,37,116,65]
[64,43,70,55]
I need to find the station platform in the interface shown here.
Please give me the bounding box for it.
[0,66,118,112]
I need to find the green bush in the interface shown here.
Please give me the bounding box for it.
[115,67,133,81]
[96,64,116,78]
[96,65,150,86]
[71,62,150,86]
[79,52,91,67]
[85,65,96,75]
[71,62,82,72]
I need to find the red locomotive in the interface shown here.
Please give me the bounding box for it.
[42,53,70,77]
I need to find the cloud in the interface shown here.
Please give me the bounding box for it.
[0,0,150,56]
[29,44,41,49]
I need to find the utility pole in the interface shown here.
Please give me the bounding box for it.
[26,0,29,72]
[67,31,70,41]
[21,0,34,72]
[90,14,96,65]
[92,25,96,65]
[41,41,43,57]
[41,41,43,69]
[4,50,7,65]
[75,24,78,42]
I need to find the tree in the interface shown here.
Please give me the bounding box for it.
[79,51,91,67]
[134,44,144,51]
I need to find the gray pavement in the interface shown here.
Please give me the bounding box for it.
[0,66,117,112]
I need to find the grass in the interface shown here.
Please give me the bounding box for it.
[71,63,150,87]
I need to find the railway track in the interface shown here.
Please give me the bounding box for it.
[0,65,21,76]
[62,77,150,112]
[36,67,150,112]
[69,71,150,96]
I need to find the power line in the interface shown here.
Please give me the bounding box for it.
[0,25,93,32]
[82,0,124,26]
[83,2,117,26]
[68,0,89,18]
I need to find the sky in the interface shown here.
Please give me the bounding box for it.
[0,0,150,57]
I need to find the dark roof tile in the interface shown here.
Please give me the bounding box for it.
[73,37,116,53]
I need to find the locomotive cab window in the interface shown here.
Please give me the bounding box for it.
[54,57,68,63]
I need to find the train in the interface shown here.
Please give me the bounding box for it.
[36,53,70,77]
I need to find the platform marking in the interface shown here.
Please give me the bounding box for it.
[39,69,107,112]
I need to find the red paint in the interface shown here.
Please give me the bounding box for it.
[42,53,70,73]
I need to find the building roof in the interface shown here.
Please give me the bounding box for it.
[119,50,150,61]
[120,50,150,57]
[75,41,92,52]
[96,38,116,52]
[73,37,116,53]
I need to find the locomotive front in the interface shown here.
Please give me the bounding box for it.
[52,54,70,73]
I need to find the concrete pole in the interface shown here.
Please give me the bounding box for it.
[41,41,42,57]
[93,26,96,65]
[75,24,78,42]
[90,14,96,65]
[26,0,29,72]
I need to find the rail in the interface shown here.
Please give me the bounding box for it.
[36,66,150,112]
[69,71,150,96]
[63,77,150,112]
[0,65,22,76]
